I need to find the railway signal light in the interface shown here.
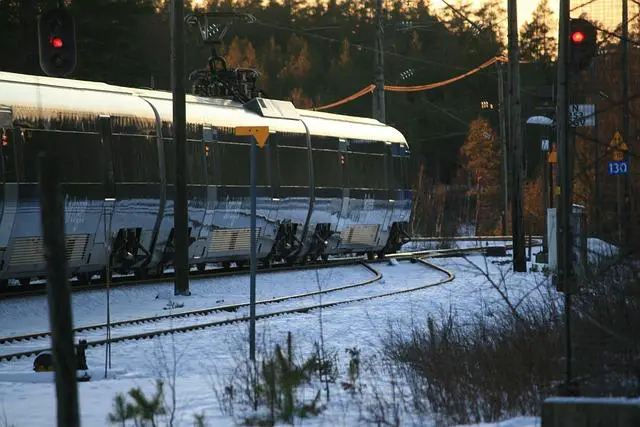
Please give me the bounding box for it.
[569,18,597,74]
[37,8,77,77]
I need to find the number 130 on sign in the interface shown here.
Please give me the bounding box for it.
[608,161,628,175]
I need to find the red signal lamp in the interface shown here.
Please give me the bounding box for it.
[50,37,64,48]
[571,31,585,43]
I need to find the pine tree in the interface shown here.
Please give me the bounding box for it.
[519,0,557,62]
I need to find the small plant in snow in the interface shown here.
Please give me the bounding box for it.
[213,331,330,426]
[341,346,362,395]
[108,379,208,427]
[107,379,167,426]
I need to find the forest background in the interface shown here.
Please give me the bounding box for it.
[1,0,637,239]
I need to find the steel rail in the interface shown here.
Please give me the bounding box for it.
[0,256,456,363]
[0,262,381,348]
[0,256,372,300]
[0,245,512,349]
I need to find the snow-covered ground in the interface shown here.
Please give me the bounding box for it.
[1,240,615,427]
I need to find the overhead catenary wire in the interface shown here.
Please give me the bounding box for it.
[253,19,471,71]
[313,56,507,111]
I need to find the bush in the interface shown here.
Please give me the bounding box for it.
[382,251,640,426]
[213,332,334,426]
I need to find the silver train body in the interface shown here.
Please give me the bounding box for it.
[0,71,412,286]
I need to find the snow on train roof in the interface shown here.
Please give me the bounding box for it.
[0,71,408,145]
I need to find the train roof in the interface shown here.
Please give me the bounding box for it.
[0,71,408,145]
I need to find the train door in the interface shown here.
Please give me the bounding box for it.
[98,115,116,198]
[0,125,19,287]
[381,142,395,231]
[336,138,350,233]
[199,126,217,244]
[98,115,116,265]
[0,107,18,257]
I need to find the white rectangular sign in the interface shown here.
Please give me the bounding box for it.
[570,104,595,128]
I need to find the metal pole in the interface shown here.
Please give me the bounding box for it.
[103,198,115,377]
[498,62,509,236]
[542,140,549,254]
[38,152,80,427]
[171,0,190,296]
[103,203,109,378]
[594,108,600,235]
[557,0,576,395]
[621,0,630,246]
[249,137,257,361]
[549,144,555,210]
[508,0,526,271]
[373,0,386,123]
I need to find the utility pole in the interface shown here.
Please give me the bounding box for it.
[171,0,190,296]
[557,0,577,395]
[497,62,509,236]
[507,0,526,272]
[621,0,631,246]
[373,0,386,123]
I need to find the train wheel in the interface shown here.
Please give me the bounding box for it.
[19,277,30,287]
[222,261,231,270]
[366,252,375,261]
[197,263,206,272]
[321,254,329,262]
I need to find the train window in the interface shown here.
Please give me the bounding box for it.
[217,142,269,187]
[204,142,217,185]
[0,129,16,183]
[22,129,103,183]
[162,121,172,139]
[312,150,342,188]
[110,117,151,136]
[186,139,207,185]
[278,146,308,187]
[348,139,386,154]
[187,123,202,140]
[275,132,307,148]
[311,136,339,150]
[164,139,175,183]
[392,156,411,190]
[164,139,211,186]
[111,134,159,183]
[348,152,386,190]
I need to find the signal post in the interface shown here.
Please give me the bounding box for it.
[37,7,77,77]
[556,0,598,396]
[235,126,269,362]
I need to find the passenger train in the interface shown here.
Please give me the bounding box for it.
[0,71,412,288]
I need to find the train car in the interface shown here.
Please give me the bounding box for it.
[0,71,412,288]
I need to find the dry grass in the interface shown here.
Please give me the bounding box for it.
[382,251,640,426]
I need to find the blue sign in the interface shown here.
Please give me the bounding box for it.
[608,161,629,175]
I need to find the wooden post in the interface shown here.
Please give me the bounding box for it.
[38,152,80,427]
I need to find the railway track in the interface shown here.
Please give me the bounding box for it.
[409,235,543,242]
[0,256,375,300]
[0,262,381,352]
[0,240,519,300]
[0,256,456,364]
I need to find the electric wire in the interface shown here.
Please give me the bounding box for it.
[252,19,470,71]
[313,56,505,111]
